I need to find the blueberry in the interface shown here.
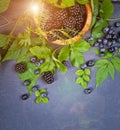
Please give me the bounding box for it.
[109,29,114,35]
[103,27,109,34]
[81,63,87,69]
[32,85,39,92]
[21,93,29,100]
[114,46,118,50]
[112,40,116,44]
[100,52,105,57]
[94,42,99,47]
[117,38,120,43]
[103,39,108,45]
[23,80,31,86]
[88,36,94,41]
[41,93,48,98]
[84,87,94,94]
[39,58,45,64]
[34,69,40,75]
[100,48,106,52]
[35,61,41,66]
[112,34,117,40]
[30,56,37,63]
[108,47,115,53]
[107,41,113,47]
[97,38,102,43]
[114,22,120,27]
[105,34,112,39]
[99,43,104,48]
[86,60,95,67]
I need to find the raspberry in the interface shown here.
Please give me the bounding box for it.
[55,9,68,21]
[15,63,26,73]
[63,16,76,29]
[42,71,54,84]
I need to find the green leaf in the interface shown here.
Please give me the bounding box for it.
[83,75,90,82]
[76,77,83,84]
[84,68,91,75]
[77,0,89,4]
[81,81,87,88]
[56,61,67,72]
[41,97,49,103]
[108,62,115,80]
[92,19,108,39]
[111,57,120,72]
[95,59,108,68]
[0,34,10,48]
[0,0,10,13]
[35,90,40,97]
[90,0,99,29]
[71,40,90,52]
[39,89,47,94]
[35,97,42,104]
[58,45,70,62]
[75,69,84,76]
[96,65,109,88]
[92,48,100,55]
[2,40,29,62]
[70,49,84,68]
[30,46,51,60]
[100,0,114,19]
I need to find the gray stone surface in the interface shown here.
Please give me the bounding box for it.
[0,1,120,130]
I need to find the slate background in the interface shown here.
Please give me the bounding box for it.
[0,1,120,130]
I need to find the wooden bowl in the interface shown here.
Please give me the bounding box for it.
[51,4,92,45]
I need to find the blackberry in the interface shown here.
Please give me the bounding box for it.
[84,87,94,94]
[15,63,26,73]
[68,3,82,16]
[53,20,63,29]
[30,56,37,63]
[63,16,76,29]
[75,15,84,31]
[55,9,68,21]
[86,60,95,67]
[21,93,29,100]
[44,19,55,31]
[42,71,54,84]
[23,80,31,86]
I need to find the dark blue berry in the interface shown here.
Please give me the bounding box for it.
[84,87,94,94]
[107,41,113,47]
[23,80,31,86]
[99,43,104,48]
[86,60,95,67]
[103,39,108,45]
[39,59,45,64]
[108,47,115,53]
[34,69,40,75]
[81,63,87,69]
[97,38,102,43]
[103,27,109,34]
[30,56,37,63]
[114,22,120,27]
[35,61,41,66]
[88,37,94,41]
[100,52,105,57]
[117,38,120,43]
[105,34,112,39]
[21,93,29,100]
[41,93,48,98]
[94,42,99,47]
[100,48,106,52]
[32,85,39,92]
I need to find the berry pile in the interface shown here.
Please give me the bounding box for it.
[42,71,54,84]
[44,3,86,41]
[93,21,120,57]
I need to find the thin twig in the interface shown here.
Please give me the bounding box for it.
[0,14,9,23]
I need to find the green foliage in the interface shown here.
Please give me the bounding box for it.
[0,34,10,48]
[77,0,89,4]
[35,89,49,104]
[0,0,10,13]
[100,0,114,19]
[70,40,90,68]
[95,53,120,88]
[75,68,91,88]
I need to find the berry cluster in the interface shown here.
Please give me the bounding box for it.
[44,2,86,41]
[42,71,54,84]
[93,22,120,57]
[15,63,26,73]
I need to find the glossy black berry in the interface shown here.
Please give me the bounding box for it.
[107,41,113,47]
[41,93,48,98]
[32,85,39,92]
[108,47,115,53]
[34,69,40,75]
[103,39,108,45]
[42,71,54,84]
[30,56,37,63]
[23,80,31,86]
[21,93,29,100]
[114,22,120,27]
[35,61,41,66]
[97,38,102,43]
[86,60,95,67]
[15,63,26,73]
[84,87,94,94]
